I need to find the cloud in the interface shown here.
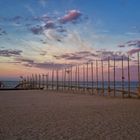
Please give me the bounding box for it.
[54,51,98,61]
[0,49,22,57]
[59,10,82,24]
[127,48,140,56]
[44,20,55,29]
[30,26,43,35]
[14,57,70,69]
[127,40,140,47]
[97,50,128,61]
[43,29,63,41]
[118,44,125,48]
[11,16,22,25]
[0,27,7,36]
[118,39,140,48]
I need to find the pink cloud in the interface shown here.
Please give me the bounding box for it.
[59,10,81,24]
[127,48,140,55]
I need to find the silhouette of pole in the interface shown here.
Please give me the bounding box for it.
[138,53,140,86]
[77,65,80,91]
[122,56,124,98]
[64,68,66,90]
[101,60,104,95]
[52,70,54,90]
[42,74,45,89]
[31,74,33,89]
[70,66,73,91]
[91,62,94,94]
[38,74,41,89]
[75,66,77,91]
[114,58,116,96]
[56,69,59,91]
[108,57,110,95]
[86,63,89,91]
[96,60,98,94]
[128,56,131,98]
[45,74,48,89]
[83,65,85,91]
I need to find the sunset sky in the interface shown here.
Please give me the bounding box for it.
[0,0,140,80]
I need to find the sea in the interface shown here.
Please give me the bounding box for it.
[0,81,139,91]
[0,81,20,89]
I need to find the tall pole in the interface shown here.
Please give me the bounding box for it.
[52,70,54,90]
[101,60,104,95]
[35,74,37,89]
[32,74,34,89]
[83,65,85,91]
[42,74,44,89]
[91,62,94,94]
[114,58,116,96]
[128,55,131,98]
[39,74,41,89]
[77,65,80,91]
[75,66,77,91]
[86,63,89,92]
[138,52,140,97]
[71,66,73,91]
[46,74,48,89]
[56,69,59,91]
[61,69,63,91]
[108,57,110,96]
[96,60,98,94]
[122,56,124,98]
[64,68,66,90]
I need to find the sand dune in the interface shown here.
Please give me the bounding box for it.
[0,90,140,140]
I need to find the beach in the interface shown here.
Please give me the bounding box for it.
[0,90,140,140]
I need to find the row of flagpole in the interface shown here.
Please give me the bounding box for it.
[20,53,140,98]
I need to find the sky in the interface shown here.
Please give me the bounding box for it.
[0,0,140,80]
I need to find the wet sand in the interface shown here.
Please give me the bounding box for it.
[0,90,140,140]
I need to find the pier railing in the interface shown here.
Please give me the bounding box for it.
[18,53,140,98]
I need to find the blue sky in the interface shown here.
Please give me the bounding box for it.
[0,0,140,79]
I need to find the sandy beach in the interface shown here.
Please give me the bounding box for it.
[0,90,140,140]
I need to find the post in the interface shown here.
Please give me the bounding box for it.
[101,60,104,95]
[77,65,80,91]
[138,52,140,97]
[75,66,77,91]
[52,70,54,90]
[71,66,73,91]
[114,57,116,96]
[83,65,85,91]
[68,68,70,90]
[86,63,89,92]
[91,62,94,94]
[35,74,38,89]
[122,56,124,98]
[64,68,66,91]
[39,74,41,89]
[96,60,98,94]
[128,56,131,98]
[42,74,45,89]
[56,69,59,91]
[46,74,48,89]
[108,57,111,96]
[32,74,34,89]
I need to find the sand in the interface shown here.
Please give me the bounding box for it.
[0,90,140,140]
